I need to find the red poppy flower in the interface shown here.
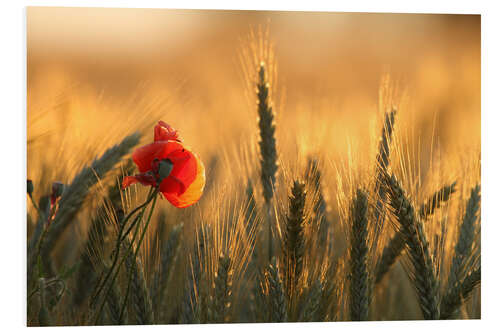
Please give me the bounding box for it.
[122,121,205,208]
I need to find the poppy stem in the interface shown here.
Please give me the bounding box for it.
[33,203,59,280]
[28,193,42,218]
[118,190,159,322]
[91,188,159,324]
[119,198,154,243]
[90,187,154,308]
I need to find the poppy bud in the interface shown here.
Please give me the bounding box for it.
[158,159,174,183]
[51,181,65,205]
[27,179,34,197]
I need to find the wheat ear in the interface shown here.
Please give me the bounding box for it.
[447,185,480,292]
[298,279,322,322]
[245,180,258,237]
[373,110,397,226]
[375,182,457,284]
[349,189,370,321]
[384,174,440,319]
[256,63,278,261]
[283,181,307,302]
[266,258,288,322]
[151,223,183,315]
[105,270,126,325]
[440,266,481,319]
[123,240,154,325]
[180,229,205,324]
[212,253,233,323]
[73,165,133,307]
[40,133,141,262]
[257,63,278,205]
[304,158,329,247]
[419,182,457,219]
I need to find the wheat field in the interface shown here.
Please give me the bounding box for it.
[26,8,480,325]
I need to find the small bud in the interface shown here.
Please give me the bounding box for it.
[52,181,64,198]
[158,159,174,183]
[51,181,64,205]
[27,179,34,197]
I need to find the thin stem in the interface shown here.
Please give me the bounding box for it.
[28,194,42,217]
[33,203,59,280]
[90,188,155,308]
[91,188,158,324]
[118,193,158,322]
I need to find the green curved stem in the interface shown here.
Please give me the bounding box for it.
[91,188,158,324]
[118,192,158,322]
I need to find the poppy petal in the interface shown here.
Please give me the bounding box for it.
[163,152,205,208]
[154,121,182,142]
[158,148,197,195]
[132,141,184,173]
[167,148,197,191]
[122,176,139,189]
[122,173,157,189]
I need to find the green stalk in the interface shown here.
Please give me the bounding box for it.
[92,189,158,324]
[118,192,159,322]
[90,187,155,309]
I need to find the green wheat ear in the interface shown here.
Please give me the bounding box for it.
[256,63,278,262]
[257,63,278,206]
[37,132,141,272]
[212,253,233,323]
[265,257,288,322]
[304,158,329,248]
[349,189,370,321]
[440,266,481,319]
[123,240,154,325]
[447,185,480,292]
[73,161,135,308]
[383,173,440,320]
[375,182,457,285]
[282,180,307,307]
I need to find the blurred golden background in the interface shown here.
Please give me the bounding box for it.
[26,7,481,323]
[27,8,480,169]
